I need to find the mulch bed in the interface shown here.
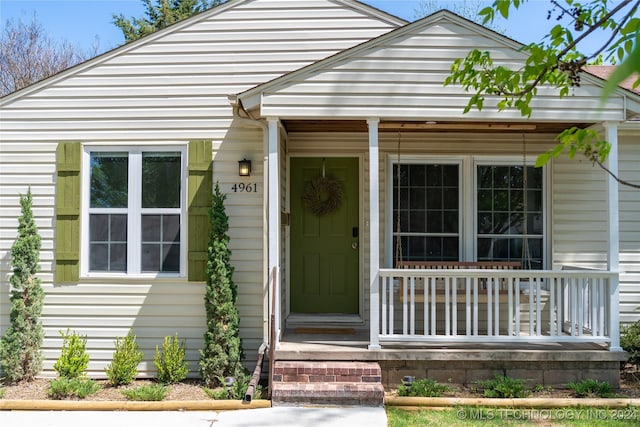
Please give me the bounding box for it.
[2,364,639,401]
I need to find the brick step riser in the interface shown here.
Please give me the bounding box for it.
[273,374,381,383]
[272,361,385,406]
[273,362,381,382]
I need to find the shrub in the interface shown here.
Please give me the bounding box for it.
[203,372,262,400]
[53,329,90,379]
[105,330,143,386]
[621,321,640,368]
[203,387,229,400]
[154,334,189,384]
[0,387,5,399]
[48,377,101,399]
[567,379,612,398]
[475,373,528,398]
[0,190,45,382]
[397,378,452,397]
[199,183,244,388]
[121,384,167,401]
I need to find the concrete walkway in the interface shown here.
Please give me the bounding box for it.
[0,406,388,427]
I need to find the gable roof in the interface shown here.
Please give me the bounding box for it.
[238,10,640,121]
[0,0,406,105]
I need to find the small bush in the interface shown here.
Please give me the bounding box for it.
[567,379,612,398]
[397,378,452,397]
[48,377,101,399]
[105,330,144,386]
[621,321,640,368]
[203,387,229,400]
[475,373,528,398]
[203,372,260,400]
[0,387,5,399]
[154,334,189,384]
[53,329,90,379]
[121,384,167,401]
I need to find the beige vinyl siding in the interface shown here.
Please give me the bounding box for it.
[551,156,608,269]
[0,0,399,376]
[255,18,626,121]
[619,133,640,323]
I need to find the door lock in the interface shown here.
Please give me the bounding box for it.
[352,241,359,250]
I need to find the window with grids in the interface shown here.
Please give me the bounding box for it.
[476,165,543,269]
[392,163,459,264]
[87,149,184,274]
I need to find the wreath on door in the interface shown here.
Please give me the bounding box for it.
[302,175,344,217]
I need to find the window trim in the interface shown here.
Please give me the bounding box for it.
[386,155,549,269]
[80,145,188,279]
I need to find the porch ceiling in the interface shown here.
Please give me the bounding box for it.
[281,119,589,134]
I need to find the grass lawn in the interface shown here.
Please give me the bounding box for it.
[386,406,640,426]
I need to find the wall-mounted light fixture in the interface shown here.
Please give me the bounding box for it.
[238,158,251,177]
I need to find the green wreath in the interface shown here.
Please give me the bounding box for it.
[302,176,344,217]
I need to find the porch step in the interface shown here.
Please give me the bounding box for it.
[271,361,384,406]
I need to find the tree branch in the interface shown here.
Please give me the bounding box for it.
[596,160,640,189]
[495,0,636,98]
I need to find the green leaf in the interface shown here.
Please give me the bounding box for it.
[496,0,511,19]
[602,35,640,99]
[535,152,552,167]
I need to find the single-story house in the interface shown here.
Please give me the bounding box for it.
[1,0,639,402]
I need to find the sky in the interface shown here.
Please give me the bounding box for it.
[0,0,624,58]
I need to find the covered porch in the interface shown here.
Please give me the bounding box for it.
[259,118,623,354]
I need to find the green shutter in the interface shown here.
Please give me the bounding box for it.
[55,142,81,283]
[188,140,212,282]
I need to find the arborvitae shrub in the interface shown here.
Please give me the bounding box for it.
[154,334,189,384]
[199,183,244,387]
[53,329,90,379]
[105,330,144,386]
[0,189,44,382]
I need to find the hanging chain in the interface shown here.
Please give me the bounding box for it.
[395,131,403,266]
[521,134,532,269]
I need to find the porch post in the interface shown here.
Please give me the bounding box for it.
[267,117,281,349]
[605,122,621,352]
[368,118,381,350]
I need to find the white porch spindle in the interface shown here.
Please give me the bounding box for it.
[267,118,281,349]
[605,122,622,351]
[368,118,381,350]
[377,269,614,344]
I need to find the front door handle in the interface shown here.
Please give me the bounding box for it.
[352,241,359,250]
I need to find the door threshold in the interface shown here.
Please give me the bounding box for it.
[287,313,363,326]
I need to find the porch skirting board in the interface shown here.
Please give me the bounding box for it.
[378,358,623,389]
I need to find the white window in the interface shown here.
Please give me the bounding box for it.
[388,156,546,268]
[82,146,187,277]
[476,164,544,269]
[391,161,461,265]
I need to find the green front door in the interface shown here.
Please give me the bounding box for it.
[290,157,359,314]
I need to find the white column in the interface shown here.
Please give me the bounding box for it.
[368,118,381,350]
[605,122,621,352]
[267,117,281,348]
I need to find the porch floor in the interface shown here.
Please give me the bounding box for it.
[277,328,617,360]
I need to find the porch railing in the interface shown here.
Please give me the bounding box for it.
[376,268,617,345]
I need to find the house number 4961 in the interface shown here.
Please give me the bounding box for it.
[232,183,257,193]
